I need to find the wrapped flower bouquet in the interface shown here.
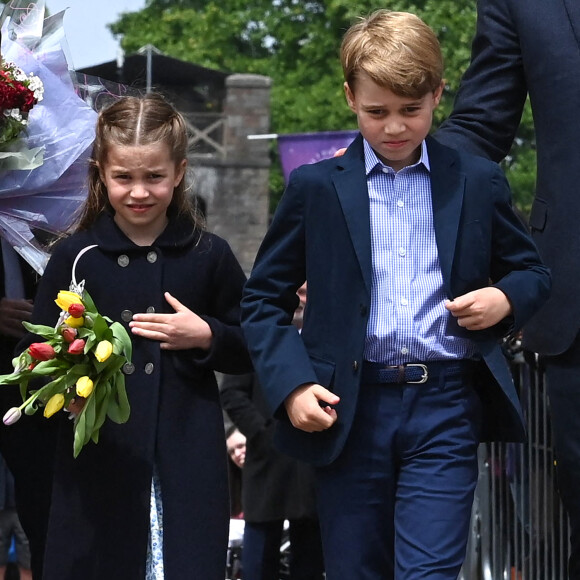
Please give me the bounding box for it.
[0,287,133,458]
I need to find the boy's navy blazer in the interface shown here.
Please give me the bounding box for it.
[241,134,551,466]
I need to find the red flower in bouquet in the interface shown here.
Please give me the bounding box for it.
[0,59,44,146]
[28,342,55,361]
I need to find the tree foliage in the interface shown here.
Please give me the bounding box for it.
[110,0,536,213]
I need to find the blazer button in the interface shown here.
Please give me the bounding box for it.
[360,305,368,316]
[121,309,133,322]
[118,254,130,267]
[144,363,154,375]
[122,362,135,375]
[146,306,155,313]
[352,360,359,372]
[147,251,158,264]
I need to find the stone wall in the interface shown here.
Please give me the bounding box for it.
[191,73,272,275]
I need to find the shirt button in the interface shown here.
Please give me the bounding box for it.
[147,251,158,263]
[122,362,135,375]
[401,347,409,355]
[400,297,408,306]
[398,247,406,257]
[146,306,156,314]
[144,363,154,375]
[118,254,129,267]
[121,309,133,322]
[381,167,389,174]
[397,200,404,208]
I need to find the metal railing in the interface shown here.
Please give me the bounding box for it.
[461,352,570,579]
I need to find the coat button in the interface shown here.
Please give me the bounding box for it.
[118,254,130,267]
[144,363,154,375]
[121,309,133,322]
[360,305,368,316]
[147,251,158,264]
[122,362,135,375]
[146,306,155,314]
[352,360,359,372]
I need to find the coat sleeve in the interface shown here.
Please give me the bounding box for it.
[436,0,527,161]
[189,238,253,374]
[220,373,268,440]
[241,169,319,417]
[487,164,551,331]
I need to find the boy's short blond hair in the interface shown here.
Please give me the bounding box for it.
[341,10,443,98]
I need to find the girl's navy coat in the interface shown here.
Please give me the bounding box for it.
[29,213,251,579]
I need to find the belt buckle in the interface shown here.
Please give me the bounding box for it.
[406,363,428,384]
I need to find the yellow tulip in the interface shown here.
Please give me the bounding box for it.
[44,393,65,418]
[76,376,94,398]
[55,290,83,312]
[65,315,84,328]
[94,340,113,363]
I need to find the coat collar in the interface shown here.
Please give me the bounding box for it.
[90,212,203,253]
[331,134,465,294]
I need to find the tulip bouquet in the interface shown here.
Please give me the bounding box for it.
[0,289,132,457]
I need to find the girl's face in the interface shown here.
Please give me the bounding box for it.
[99,142,186,246]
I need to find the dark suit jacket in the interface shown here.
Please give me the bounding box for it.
[221,372,318,522]
[436,0,579,356]
[241,134,550,466]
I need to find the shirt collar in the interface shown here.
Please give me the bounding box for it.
[363,139,430,175]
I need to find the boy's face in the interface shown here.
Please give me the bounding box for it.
[344,74,443,171]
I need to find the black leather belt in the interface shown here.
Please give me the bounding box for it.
[361,360,473,385]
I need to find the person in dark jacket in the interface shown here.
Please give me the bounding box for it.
[0,245,55,579]
[18,93,252,579]
[435,2,580,576]
[222,284,324,580]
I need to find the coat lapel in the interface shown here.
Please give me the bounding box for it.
[331,135,372,292]
[426,136,466,296]
[563,0,580,49]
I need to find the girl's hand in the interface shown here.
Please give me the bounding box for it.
[129,292,213,350]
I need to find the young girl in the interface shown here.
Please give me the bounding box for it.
[25,93,252,579]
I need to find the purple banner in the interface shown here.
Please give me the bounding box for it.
[278,130,358,183]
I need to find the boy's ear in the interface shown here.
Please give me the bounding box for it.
[433,81,445,107]
[344,82,356,112]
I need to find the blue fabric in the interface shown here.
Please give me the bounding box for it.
[363,140,475,364]
[315,370,482,579]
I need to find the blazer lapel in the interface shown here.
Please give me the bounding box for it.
[563,0,580,48]
[426,136,465,296]
[331,135,373,292]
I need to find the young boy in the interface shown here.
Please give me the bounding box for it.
[241,10,550,579]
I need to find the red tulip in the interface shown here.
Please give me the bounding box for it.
[61,327,77,343]
[67,339,86,355]
[28,343,55,361]
[68,303,85,318]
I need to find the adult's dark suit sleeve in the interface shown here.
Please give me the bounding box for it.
[220,373,268,441]
[436,0,527,160]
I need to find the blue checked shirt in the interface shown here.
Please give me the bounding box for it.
[363,139,476,365]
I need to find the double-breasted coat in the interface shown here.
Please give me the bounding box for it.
[26,213,251,579]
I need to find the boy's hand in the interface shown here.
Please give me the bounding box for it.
[130,292,212,350]
[445,287,513,330]
[285,383,340,433]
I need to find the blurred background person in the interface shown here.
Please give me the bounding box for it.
[221,284,324,580]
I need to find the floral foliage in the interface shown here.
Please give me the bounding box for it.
[0,289,132,458]
[0,58,44,147]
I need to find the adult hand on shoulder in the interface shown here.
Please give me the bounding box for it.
[445,287,513,330]
[0,297,33,339]
[285,383,340,433]
[129,292,212,350]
